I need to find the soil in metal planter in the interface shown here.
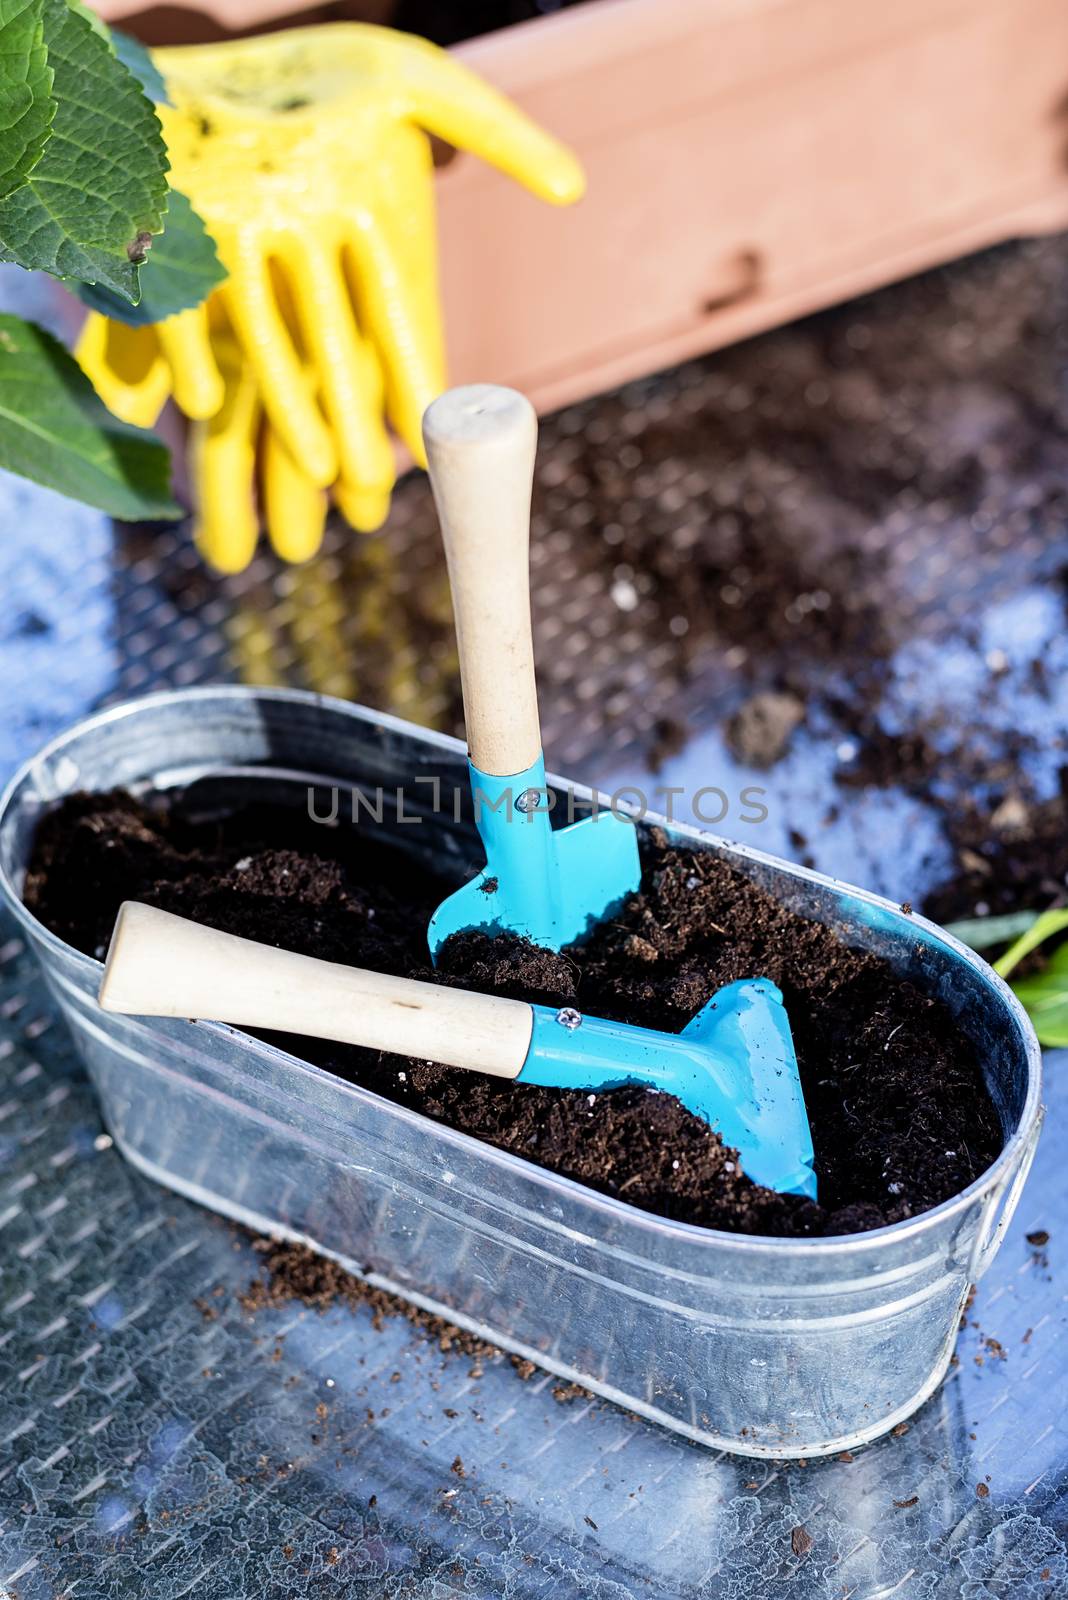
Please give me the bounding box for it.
[24,788,1002,1238]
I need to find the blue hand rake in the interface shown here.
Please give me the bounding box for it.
[102,905,817,1198]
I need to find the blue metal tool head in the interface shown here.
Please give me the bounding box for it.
[428,755,642,960]
[681,978,816,1198]
[520,977,816,1200]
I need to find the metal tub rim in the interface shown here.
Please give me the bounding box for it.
[0,683,1044,1262]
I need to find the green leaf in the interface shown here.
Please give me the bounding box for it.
[994,908,1068,979]
[110,26,169,105]
[62,0,107,39]
[63,8,167,104]
[64,6,170,106]
[943,911,1042,954]
[0,0,55,201]
[0,0,168,300]
[971,907,1068,1047]
[0,312,180,518]
[75,187,225,324]
[67,20,219,320]
[1011,956,1068,1047]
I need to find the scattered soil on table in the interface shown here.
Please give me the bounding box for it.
[304,244,1068,817]
[725,690,805,769]
[645,714,690,775]
[239,1237,500,1362]
[923,780,1068,925]
[24,788,1002,1237]
[791,1525,814,1559]
[546,251,1067,721]
[234,1232,597,1397]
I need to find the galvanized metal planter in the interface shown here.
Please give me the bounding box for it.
[0,687,1043,1458]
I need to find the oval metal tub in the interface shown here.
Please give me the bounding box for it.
[0,687,1043,1458]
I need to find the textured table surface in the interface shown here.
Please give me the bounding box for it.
[0,245,1066,1598]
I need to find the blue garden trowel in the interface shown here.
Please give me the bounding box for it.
[422,383,642,957]
[417,384,816,1200]
[101,906,817,1198]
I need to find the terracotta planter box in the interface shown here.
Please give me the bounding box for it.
[91,0,1068,413]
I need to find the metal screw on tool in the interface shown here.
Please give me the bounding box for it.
[555,1007,582,1030]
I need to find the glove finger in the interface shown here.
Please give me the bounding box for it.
[262,425,327,565]
[283,236,395,498]
[219,246,337,488]
[394,34,585,205]
[342,202,443,466]
[157,304,226,421]
[191,353,261,575]
[333,479,391,533]
[76,314,170,428]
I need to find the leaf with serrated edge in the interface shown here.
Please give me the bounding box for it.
[0,313,180,518]
[0,0,55,200]
[0,0,167,299]
[63,0,107,39]
[75,187,225,325]
[110,26,169,105]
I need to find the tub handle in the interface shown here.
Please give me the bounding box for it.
[968,1104,1044,1282]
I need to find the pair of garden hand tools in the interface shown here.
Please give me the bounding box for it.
[76,23,584,571]
[98,384,816,1199]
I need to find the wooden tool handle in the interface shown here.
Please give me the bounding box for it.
[99,902,533,1079]
[422,385,541,777]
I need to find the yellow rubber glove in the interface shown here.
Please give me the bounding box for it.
[75,23,583,572]
[79,292,387,568]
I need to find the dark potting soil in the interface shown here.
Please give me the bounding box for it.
[235,1236,595,1394]
[239,1237,502,1364]
[923,780,1068,926]
[24,789,1002,1238]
